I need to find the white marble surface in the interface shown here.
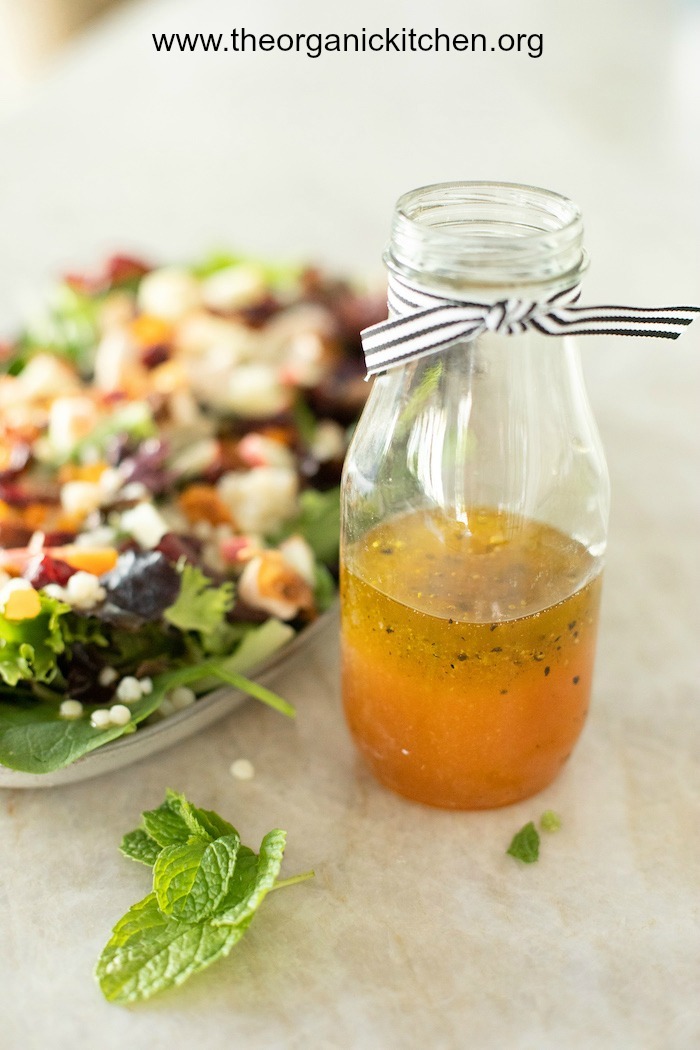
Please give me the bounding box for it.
[0,0,699,1047]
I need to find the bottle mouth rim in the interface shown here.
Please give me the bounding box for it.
[387,181,586,293]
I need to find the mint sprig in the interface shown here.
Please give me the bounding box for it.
[97,790,313,1004]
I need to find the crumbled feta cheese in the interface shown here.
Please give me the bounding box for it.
[48,397,98,454]
[64,571,106,611]
[59,699,83,720]
[93,329,141,391]
[177,312,258,361]
[75,525,118,549]
[90,709,112,729]
[119,482,149,501]
[230,758,255,781]
[201,264,267,312]
[168,438,220,479]
[222,364,290,417]
[42,584,67,601]
[61,480,103,519]
[120,502,169,549]
[98,666,118,687]
[237,433,295,469]
[279,535,316,585]
[116,676,144,704]
[310,419,346,463]
[168,686,196,711]
[139,677,153,696]
[108,704,132,726]
[16,354,79,401]
[138,267,202,320]
[279,331,327,387]
[217,466,298,535]
[98,468,124,499]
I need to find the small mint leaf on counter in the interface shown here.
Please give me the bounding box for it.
[506,821,540,864]
[540,810,562,833]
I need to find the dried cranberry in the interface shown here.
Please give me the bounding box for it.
[156,532,203,565]
[42,530,78,547]
[64,253,151,295]
[0,481,59,507]
[236,295,280,328]
[141,344,171,369]
[105,254,151,288]
[24,554,76,588]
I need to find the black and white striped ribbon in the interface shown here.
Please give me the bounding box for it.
[361,272,699,377]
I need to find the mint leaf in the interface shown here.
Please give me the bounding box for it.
[97,792,313,1004]
[190,807,237,841]
[164,564,234,636]
[213,829,286,928]
[120,829,161,867]
[95,892,245,1004]
[154,833,240,923]
[540,810,562,833]
[124,790,227,861]
[141,804,191,849]
[141,794,203,849]
[507,822,540,864]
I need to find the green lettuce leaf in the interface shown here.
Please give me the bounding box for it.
[164,564,235,636]
[0,649,294,774]
[271,487,340,564]
[0,594,71,687]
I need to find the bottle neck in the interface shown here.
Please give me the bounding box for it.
[386,182,587,302]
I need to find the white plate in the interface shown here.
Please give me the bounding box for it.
[0,610,333,789]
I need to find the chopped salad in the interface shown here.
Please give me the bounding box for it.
[0,252,384,773]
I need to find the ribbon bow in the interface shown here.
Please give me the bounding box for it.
[361,272,699,378]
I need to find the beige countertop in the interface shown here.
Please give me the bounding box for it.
[0,0,698,1046]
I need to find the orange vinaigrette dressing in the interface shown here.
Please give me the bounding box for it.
[341,507,603,809]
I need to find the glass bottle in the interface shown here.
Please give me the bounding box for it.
[340,182,610,810]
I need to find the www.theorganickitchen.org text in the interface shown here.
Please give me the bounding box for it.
[152,28,544,59]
